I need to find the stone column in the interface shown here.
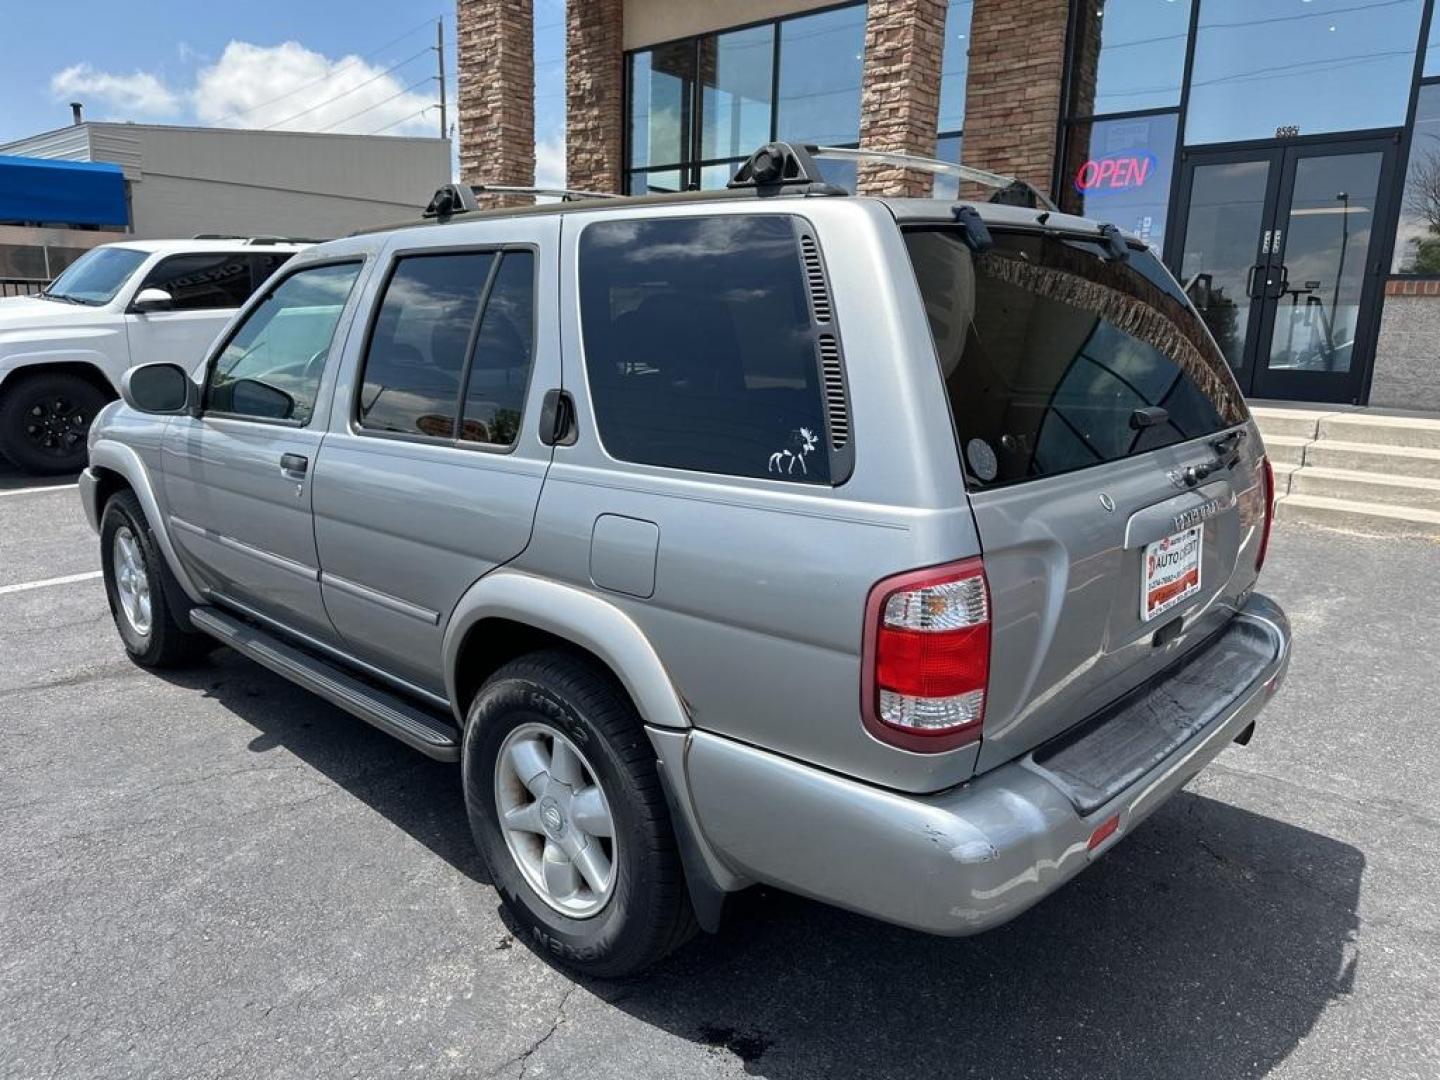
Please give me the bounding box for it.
[567,0,625,194]
[960,0,1070,195]
[457,0,536,206]
[856,0,949,196]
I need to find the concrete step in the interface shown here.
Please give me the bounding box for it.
[1276,494,1440,538]
[1301,439,1440,480]
[1250,406,1325,441]
[1262,434,1310,468]
[1317,412,1440,451]
[1288,467,1440,512]
[1271,460,1300,496]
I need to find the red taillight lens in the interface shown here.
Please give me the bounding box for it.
[861,558,991,753]
[1256,456,1275,573]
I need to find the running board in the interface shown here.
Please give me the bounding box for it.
[189,607,461,762]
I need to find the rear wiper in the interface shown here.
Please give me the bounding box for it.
[1180,429,1248,486]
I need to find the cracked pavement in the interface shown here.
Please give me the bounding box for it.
[1,464,1438,1078]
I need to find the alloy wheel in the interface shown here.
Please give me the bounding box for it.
[112,526,152,637]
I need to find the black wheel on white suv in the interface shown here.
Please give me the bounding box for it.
[0,370,108,475]
[100,490,213,668]
[463,650,696,977]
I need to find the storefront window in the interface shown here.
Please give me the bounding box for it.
[700,25,775,162]
[1070,0,1193,118]
[1061,112,1178,251]
[775,4,867,146]
[1394,83,1440,274]
[938,1,973,135]
[628,43,694,171]
[933,133,962,200]
[1186,0,1425,145]
[1427,13,1440,77]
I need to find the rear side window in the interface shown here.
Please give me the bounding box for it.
[578,215,833,484]
[138,252,254,310]
[905,228,1246,488]
[358,249,535,447]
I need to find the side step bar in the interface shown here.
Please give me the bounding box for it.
[189,607,461,762]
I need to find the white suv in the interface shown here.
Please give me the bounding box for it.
[0,238,307,474]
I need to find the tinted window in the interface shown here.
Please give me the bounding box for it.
[462,252,535,446]
[1186,0,1424,145]
[629,43,694,170]
[904,228,1246,488]
[700,25,774,162]
[43,246,147,305]
[358,253,497,438]
[579,215,831,483]
[208,262,362,424]
[140,253,254,310]
[248,252,294,290]
[775,5,866,146]
[1393,83,1440,274]
[1070,0,1193,117]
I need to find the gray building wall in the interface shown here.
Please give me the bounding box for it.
[0,122,450,240]
[1370,291,1440,411]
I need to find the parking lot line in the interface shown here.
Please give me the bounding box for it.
[0,482,77,498]
[0,570,103,596]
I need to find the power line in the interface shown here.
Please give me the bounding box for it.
[208,13,444,126]
[367,106,436,136]
[261,47,432,130]
[316,76,435,133]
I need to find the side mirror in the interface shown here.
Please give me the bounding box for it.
[120,362,197,415]
[131,287,174,313]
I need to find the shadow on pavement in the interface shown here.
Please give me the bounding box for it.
[0,461,80,493]
[163,652,1361,1080]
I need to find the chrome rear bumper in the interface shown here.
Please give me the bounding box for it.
[663,593,1290,936]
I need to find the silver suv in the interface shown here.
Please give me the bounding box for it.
[80,145,1290,977]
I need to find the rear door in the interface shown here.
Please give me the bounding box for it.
[904,226,1269,772]
[310,220,557,695]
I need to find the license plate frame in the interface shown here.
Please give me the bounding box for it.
[1141,524,1203,622]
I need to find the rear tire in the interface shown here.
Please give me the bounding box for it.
[100,490,212,668]
[0,371,108,475]
[463,650,696,977]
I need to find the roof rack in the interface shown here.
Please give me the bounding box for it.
[190,234,323,244]
[807,146,1058,211]
[726,142,847,196]
[421,182,620,223]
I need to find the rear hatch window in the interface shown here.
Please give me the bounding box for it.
[904,228,1247,487]
[903,223,1263,775]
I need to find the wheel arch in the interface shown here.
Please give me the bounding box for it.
[0,358,121,400]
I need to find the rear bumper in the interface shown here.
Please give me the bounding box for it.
[673,592,1290,936]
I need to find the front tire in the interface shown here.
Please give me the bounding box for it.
[100,491,212,668]
[0,371,107,475]
[463,651,696,977]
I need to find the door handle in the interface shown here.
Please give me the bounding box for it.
[280,453,308,477]
[1266,264,1290,300]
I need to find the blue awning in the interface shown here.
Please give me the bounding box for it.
[0,154,128,227]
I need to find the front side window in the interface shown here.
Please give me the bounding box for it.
[207,261,362,424]
[579,215,832,484]
[42,246,147,305]
[905,228,1246,488]
[138,252,255,311]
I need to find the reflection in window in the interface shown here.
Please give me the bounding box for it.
[776,4,866,146]
[1069,0,1192,117]
[462,252,535,447]
[628,43,694,170]
[1186,0,1424,145]
[1428,12,1440,77]
[700,25,774,161]
[937,1,974,135]
[933,134,963,201]
[1061,112,1177,251]
[1394,84,1440,274]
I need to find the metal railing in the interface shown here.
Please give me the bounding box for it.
[0,278,47,298]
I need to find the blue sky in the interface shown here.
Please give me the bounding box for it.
[0,0,567,183]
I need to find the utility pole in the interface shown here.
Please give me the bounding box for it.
[436,19,447,141]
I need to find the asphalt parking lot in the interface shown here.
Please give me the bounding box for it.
[2,460,1438,1080]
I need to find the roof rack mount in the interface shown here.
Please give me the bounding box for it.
[422,182,620,222]
[807,146,1058,212]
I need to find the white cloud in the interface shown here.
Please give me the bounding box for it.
[192,41,436,136]
[535,133,566,190]
[50,63,181,116]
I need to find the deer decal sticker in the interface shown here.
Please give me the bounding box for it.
[768,427,819,476]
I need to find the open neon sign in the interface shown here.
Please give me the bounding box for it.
[1074,151,1157,196]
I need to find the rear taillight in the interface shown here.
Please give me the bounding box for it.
[1256,456,1275,573]
[861,558,991,753]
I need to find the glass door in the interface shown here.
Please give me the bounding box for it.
[1169,139,1398,403]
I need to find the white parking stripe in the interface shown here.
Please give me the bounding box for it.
[0,483,77,498]
[0,570,103,596]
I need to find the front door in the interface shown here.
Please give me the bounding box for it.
[1169,138,1399,403]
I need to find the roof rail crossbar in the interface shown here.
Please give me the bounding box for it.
[190,233,320,243]
[422,183,620,222]
[807,146,1058,211]
[727,142,846,196]
[471,184,620,203]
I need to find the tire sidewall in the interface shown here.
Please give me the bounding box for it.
[100,494,163,664]
[464,672,651,970]
[0,373,105,475]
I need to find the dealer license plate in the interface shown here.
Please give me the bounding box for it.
[1141,525,1203,622]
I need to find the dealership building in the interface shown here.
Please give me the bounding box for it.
[458,0,1440,410]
